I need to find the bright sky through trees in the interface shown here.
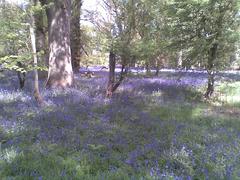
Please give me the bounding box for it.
[5,0,99,10]
[5,0,26,5]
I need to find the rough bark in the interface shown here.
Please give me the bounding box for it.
[44,0,74,88]
[106,51,128,97]
[70,0,82,72]
[205,43,218,98]
[106,51,116,97]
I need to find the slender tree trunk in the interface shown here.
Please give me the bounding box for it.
[145,62,150,74]
[155,66,159,76]
[44,0,74,88]
[29,10,44,105]
[155,58,160,76]
[205,70,214,98]
[177,50,183,68]
[16,62,26,89]
[34,0,48,67]
[70,0,82,72]
[106,50,115,97]
[205,43,218,98]
[106,51,128,97]
[112,64,126,92]
[204,6,224,98]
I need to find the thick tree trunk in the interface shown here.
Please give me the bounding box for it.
[106,51,116,97]
[70,0,82,72]
[29,9,44,105]
[44,0,73,88]
[205,43,218,98]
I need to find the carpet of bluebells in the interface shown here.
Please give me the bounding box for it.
[0,69,240,179]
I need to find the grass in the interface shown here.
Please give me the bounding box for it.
[0,71,240,179]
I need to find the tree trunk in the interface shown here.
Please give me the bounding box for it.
[145,62,150,74]
[106,51,128,97]
[155,58,160,76]
[44,0,74,88]
[205,43,218,98]
[34,0,48,67]
[177,50,183,68]
[70,0,82,72]
[106,51,116,97]
[205,70,214,98]
[112,64,126,92]
[29,8,44,105]
[17,65,26,89]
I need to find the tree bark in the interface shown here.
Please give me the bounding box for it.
[17,65,26,89]
[33,0,48,67]
[106,51,128,97]
[44,0,74,88]
[155,58,160,76]
[70,0,82,72]
[145,62,150,74]
[177,50,183,68]
[106,50,116,97]
[205,43,218,98]
[29,9,44,105]
[112,64,126,92]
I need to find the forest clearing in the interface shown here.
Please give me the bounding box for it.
[1,0,240,179]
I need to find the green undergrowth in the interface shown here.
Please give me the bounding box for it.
[0,142,154,180]
[0,80,240,179]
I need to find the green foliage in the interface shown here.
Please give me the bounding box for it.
[215,81,240,105]
[88,0,240,70]
[0,3,30,72]
[165,0,240,69]
[80,25,109,66]
[0,2,47,75]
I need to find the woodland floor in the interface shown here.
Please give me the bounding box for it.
[0,69,240,179]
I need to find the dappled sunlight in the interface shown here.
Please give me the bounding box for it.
[213,82,240,106]
[0,69,240,178]
[0,147,19,164]
[0,89,31,103]
[1,0,239,178]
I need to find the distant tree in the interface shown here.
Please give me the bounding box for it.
[131,0,171,75]
[70,0,82,71]
[166,0,240,98]
[94,0,137,97]
[79,25,108,67]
